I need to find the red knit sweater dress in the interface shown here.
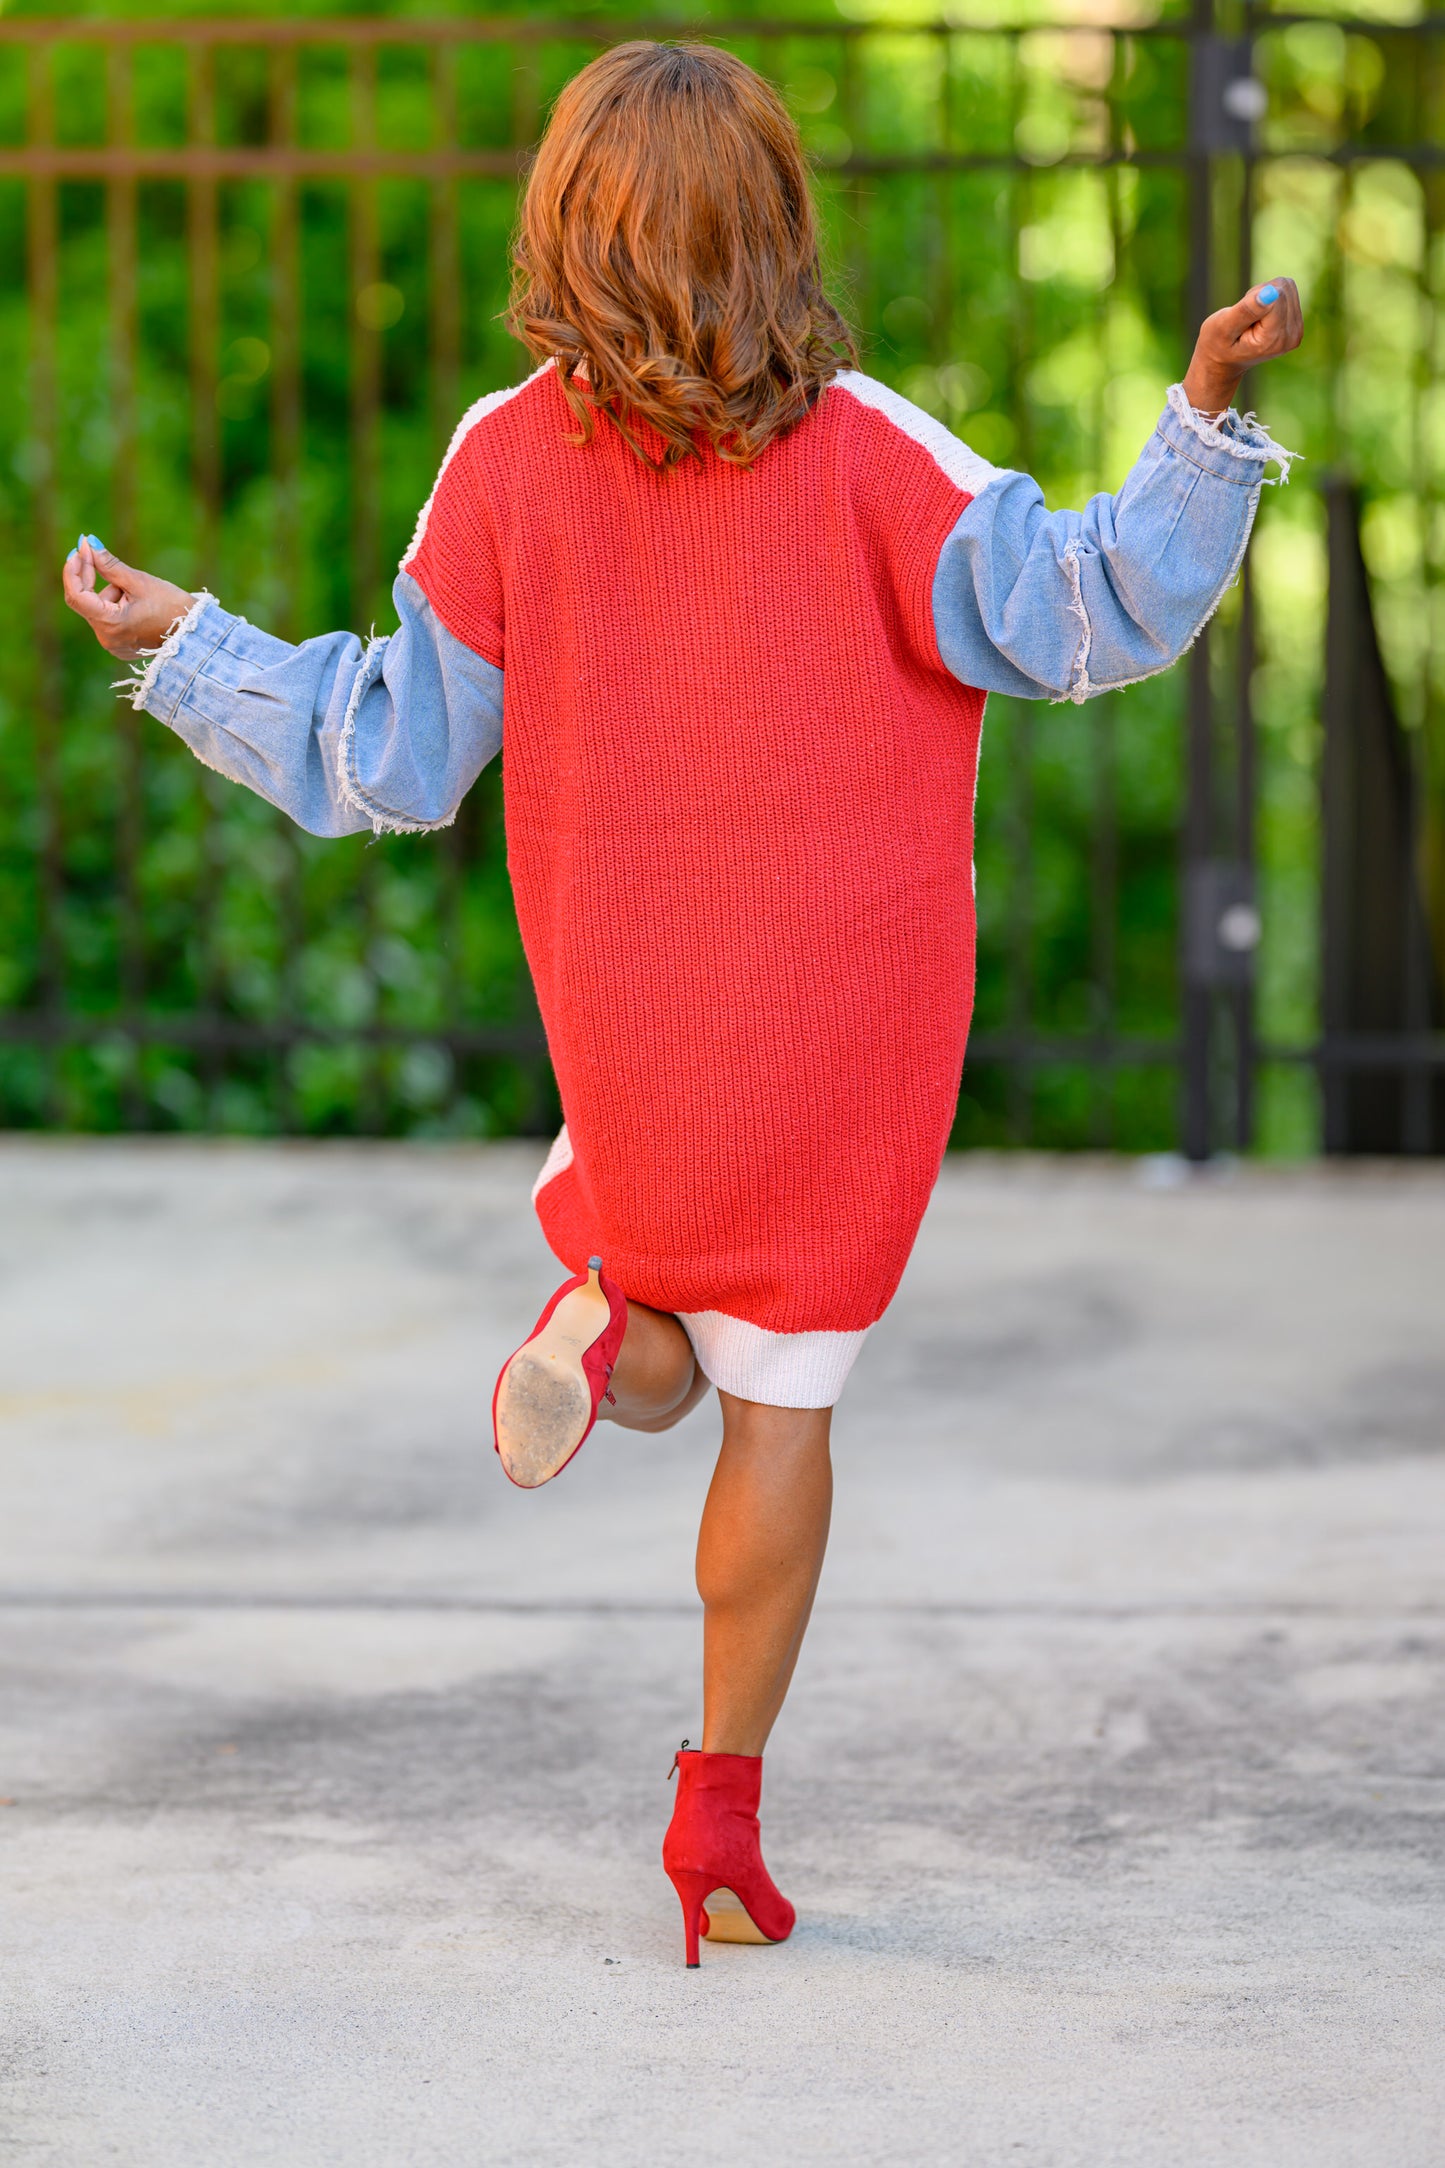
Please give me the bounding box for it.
[405,362,994,1406]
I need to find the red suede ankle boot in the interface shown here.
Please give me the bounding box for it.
[662,1744,796,1967]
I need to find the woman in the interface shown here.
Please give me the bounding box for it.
[64,40,1301,1965]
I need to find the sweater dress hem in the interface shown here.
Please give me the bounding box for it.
[677,1311,868,1409]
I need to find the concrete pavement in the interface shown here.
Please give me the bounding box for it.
[1,1140,1442,2165]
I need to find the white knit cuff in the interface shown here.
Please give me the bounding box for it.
[678,1311,869,1408]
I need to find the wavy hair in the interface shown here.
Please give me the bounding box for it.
[507,41,858,469]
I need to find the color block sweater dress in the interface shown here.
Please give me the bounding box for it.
[136,366,1292,1405]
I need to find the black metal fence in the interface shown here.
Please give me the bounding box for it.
[0,10,1441,1152]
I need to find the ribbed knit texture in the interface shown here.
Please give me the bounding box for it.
[676,1312,867,1407]
[406,367,984,1335]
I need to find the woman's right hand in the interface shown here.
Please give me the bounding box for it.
[1182,279,1304,417]
[62,537,197,661]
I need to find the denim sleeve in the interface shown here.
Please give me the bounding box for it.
[128,568,504,837]
[932,385,1297,704]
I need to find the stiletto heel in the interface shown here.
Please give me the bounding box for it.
[662,1745,795,1968]
[667,1869,715,1968]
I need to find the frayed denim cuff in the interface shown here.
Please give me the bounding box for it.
[120,593,236,720]
[1158,384,1299,486]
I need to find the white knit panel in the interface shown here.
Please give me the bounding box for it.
[401,360,555,572]
[678,1311,869,1409]
[831,370,1004,499]
[531,1123,574,1203]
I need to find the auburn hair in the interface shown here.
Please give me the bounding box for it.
[507,41,858,469]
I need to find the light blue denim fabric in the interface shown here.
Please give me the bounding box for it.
[933,385,1294,704]
[132,568,502,837]
[131,384,1292,834]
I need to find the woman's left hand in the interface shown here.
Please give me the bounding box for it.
[1182,278,1304,416]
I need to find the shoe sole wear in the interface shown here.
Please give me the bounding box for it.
[494,1275,614,1488]
[701,1887,775,1945]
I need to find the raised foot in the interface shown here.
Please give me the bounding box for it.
[494,1271,612,1487]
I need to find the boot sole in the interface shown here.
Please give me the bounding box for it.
[701,1887,777,1945]
[495,1277,612,1488]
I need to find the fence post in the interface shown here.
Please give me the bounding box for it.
[1181,0,1216,1161]
[1182,4,1263,1160]
[24,40,64,1124]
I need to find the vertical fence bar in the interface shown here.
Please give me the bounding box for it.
[1005,33,1034,1143]
[431,44,460,455]
[106,49,138,576]
[188,51,220,584]
[270,48,302,643]
[187,44,224,1119]
[1401,155,1433,1153]
[25,43,63,1123]
[270,43,305,1129]
[351,44,383,1132]
[839,32,867,332]
[1088,101,1124,1146]
[932,27,953,397]
[1182,669,1214,1157]
[1420,156,1445,1150]
[1232,136,1257,1153]
[1182,0,1216,1160]
[1090,696,1119,1144]
[1403,336,1438,1153]
[1233,560,1257,1150]
[108,43,145,1125]
[432,42,464,1122]
[1399,40,1439,1155]
[1320,152,1351,1154]
[350,48,381,630]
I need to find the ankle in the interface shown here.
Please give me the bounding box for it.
[700,1726,769,1756]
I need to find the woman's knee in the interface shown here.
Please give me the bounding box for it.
[605,1357,710,1432]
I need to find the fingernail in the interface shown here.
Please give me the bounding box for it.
[1258,285,1279,305]
[64,548,76,564]
[86,534,105,551]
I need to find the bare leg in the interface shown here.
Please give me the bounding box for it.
[696,1394,833,1755]
[602,1299,711,1431]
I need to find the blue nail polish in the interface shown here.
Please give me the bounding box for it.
[77,535,86,554]
[1258,284,1279,305]
[86,534,105,551]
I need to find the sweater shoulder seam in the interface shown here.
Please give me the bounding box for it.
[828,370,1003,502]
